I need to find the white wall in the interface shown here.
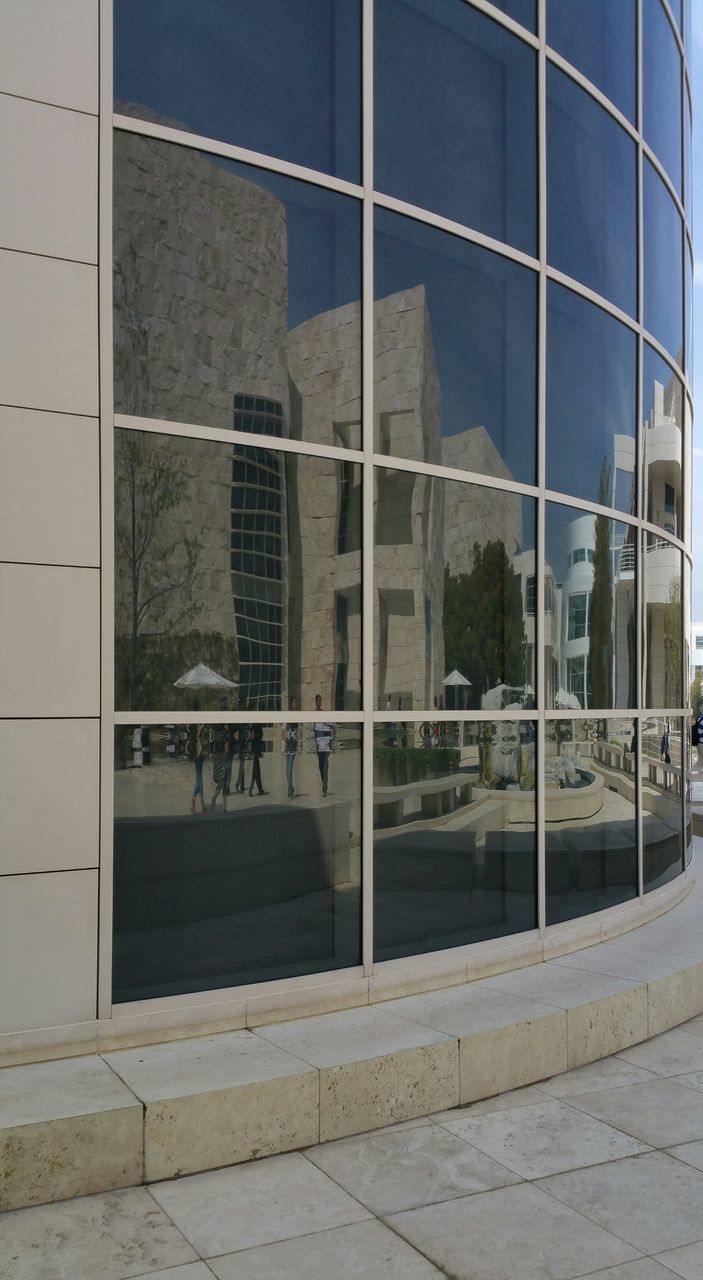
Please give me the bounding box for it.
[0,0,101,1035]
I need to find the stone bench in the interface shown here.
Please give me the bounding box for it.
[373,773,473,828]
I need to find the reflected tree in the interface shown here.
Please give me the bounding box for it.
[588,461,614,708]
[691,671,703,719]
[115,431,203,708]
[443,542,526,708]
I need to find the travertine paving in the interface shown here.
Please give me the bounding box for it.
[4,1016,703,1279]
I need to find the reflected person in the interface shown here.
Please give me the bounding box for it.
[283,698,299,800]
[248,724,268,796]
[314,694,335,798]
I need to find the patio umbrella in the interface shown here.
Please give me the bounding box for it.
[173,663,238,690]
[554,687,581,710]
[442,668,471,687]
[442,668,471,711]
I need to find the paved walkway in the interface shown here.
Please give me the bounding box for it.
[3,1013,703,1278]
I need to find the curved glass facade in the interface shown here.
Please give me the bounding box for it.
[112,0,693,1003]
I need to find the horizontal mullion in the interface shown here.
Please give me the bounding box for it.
[545,48,638,143]
[372,191,540,272]
[114,710,363,725]
[373,452,538,497]
[373,710,537,722]
[115,414,364,464]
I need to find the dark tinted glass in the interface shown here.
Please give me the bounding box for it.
[547,0,636,123]
[642,344,682,538]
[685,714,693,864]
[547,65,637,315]
[644,160,683,364]
[494,0,536,30]
[545,718,638,925]
[642,716,684,890]
[685,244,693,380]
[375,0,537,254]
[114,0,361,181]
[114,132,361,444]
[643,535,683,707]
[643,0,682,194]
[375,470,536,713]
[684,89,692,218]
[113,721,361,1000]
[546,283,637,511]
[114,430,362,712]
[374,209,537,484]
[545,503,637,711]
[374,719,536,960]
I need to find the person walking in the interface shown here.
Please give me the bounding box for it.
[248,724,268,796]
[187,722,207,813]
[313,694,335,797]
[283,697,299,800]
[233,722,248,792]
[661,721,672,765]
[210,717,229,812]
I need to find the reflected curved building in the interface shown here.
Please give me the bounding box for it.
[0,0,694,1042]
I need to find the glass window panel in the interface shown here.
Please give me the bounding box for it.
[685,243,693,381]
[547,66,637,316]
[642,715,684,889]
[113,721,361,1000]
[545,718,638,925]
[546,283,637,511]
[547,0,636,123]
[644,164,684,366]
[643,0,682,194]
[114,0,361,181]
[684,89,692,219]
[643,535,683,707]
[643,344,683,539]
[114,132,361,444]
[114,430,362,713]
[495,0,536,29]
[546,502,637,711]
[374,209,537,484]
[374,719,536,960]
[375,472,536,712]
[375,0,537,254]
[685,714,693,865]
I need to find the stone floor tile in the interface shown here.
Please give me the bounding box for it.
[252,1006,453,1067]
[208,1219,445,1279]
[0,1056,138,1125]
[654,1240,703,1279]
[386,1181,640,1280]
[149,1152,372,1257]
[564,1079,703,1147]
[616,1028,703,1076]
[665,1141,703,1172]
[539,1057,658,1098]
[429,1083,549,1120]
[671,1071,703,1094]
[139,1267,214,1280]
[579,1263,687,1280]
[0,1186,197,1280]
[304,1122,521,1215]
[536,1151,703,1254]
[103,1030,313,1101]
[438,1098,648,1179]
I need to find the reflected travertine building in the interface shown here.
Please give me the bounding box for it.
[114,132,526,712]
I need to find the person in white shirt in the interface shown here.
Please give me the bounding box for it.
[313,693,335,797]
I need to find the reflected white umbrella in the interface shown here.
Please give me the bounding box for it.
[442,669,471,687]
[173,663,238,690]
[554,687,581,710]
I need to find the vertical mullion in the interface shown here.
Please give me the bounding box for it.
[98,0,115,1019]
[361,0,375,977]
[537,0,547,937]
[636,0,645,902]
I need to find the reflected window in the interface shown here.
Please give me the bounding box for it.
[642,715,684,890]
[642,344,683,539]
[375,208,537,484]
[546,501,637,711]
[114,132,361,442]
[643,534,682,708]
[547,0,636,123]
[114,0,361,181]
[374,720,536,960]
[375,0,537,254]
[643,0,682,195]
[547,66,637,316]
[114,430,362,712]
[546,283,637,512]
[375,471,536,712]
[644,159,683,364]
[545,718,638,924]
[113,722,361,1000]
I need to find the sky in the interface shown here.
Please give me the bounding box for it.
[690,3,703,617]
